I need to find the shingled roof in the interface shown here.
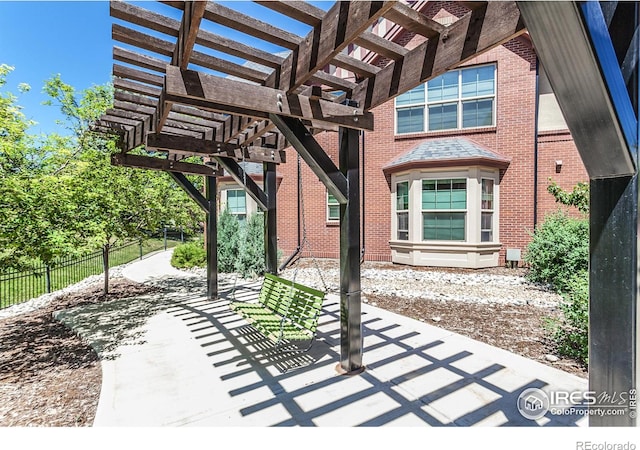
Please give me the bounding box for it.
[383,137,511,173]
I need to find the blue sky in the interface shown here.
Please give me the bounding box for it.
[0,0,330,137]
[0,1,113,135]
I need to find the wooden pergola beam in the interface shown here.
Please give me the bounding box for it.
[113,64,164,87]
[352,1,525,110]
[254,1,323,26]
[354,31,409,61]
[173,1,207,70]
[383,2,445,38]
[113,46,168,75]
[163,66,373,131]
[278,1,397,92]
[213,157,269,211]
[203,2,302,50]
[112,153,221,178]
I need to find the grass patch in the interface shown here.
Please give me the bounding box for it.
[0,238,180,309]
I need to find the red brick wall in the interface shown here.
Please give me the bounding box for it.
[536,130,589,221]
[276,38,589,267]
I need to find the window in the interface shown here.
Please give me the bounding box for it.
[227,189,246,222]
[396,181,409,240]
[396,65,496,134]
[327,192,340,221]
[422,179,467,241]
[481,179,494,242]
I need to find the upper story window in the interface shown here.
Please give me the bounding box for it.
[396,64,496,134]
[226,189,247,223]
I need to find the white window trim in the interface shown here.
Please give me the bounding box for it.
[394,63,497,135]
[421,177,468,242]
[389,168,501,268]
[327,191,340,222]
[396,180,410,240]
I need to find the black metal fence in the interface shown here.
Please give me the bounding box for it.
[0,238,175,310]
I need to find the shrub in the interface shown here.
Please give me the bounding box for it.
[235,212,265,278]
[217,208,240,273]
[171,241,205,269]
[546,270,589,366]
[524,210,589,292]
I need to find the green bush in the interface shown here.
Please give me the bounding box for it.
[217,208,240,273]
[171,241,205,269]
[546,271,589,366]
[524,210,589,292]
[235,212,265,278]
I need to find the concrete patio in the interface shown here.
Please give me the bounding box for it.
[54,250,588,427]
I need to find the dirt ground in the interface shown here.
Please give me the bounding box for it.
[0,266,587,427]
[0,279,159,427]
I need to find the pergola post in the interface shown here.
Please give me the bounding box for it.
[264,162,278,274]
[205,175,218,300]
[590,175,638,426]
[338,126,363,374]
[519,1,639,426]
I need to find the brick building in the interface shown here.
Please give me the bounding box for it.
[218,2,589,269]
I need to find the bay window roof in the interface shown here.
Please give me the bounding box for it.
[383,137,511,174]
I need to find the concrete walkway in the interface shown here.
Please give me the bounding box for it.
[54,250,588,427]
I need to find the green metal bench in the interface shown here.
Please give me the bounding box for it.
[229,273,325,351]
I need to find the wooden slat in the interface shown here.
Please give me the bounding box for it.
[195,28,284,70]
[309,71,358,93]
[147,133,237,155]
[112,153,221,177]
[278,1,397,92]
[383,3,445,38]
[113,47,169,74]
[112,23,174,57]
[354,31,409,61]
[115,90,158,108]
[110,1,178,37]
[332,53,381,78]
[352,1,525,110]
[254,1,324,26]
[203,2,302,50]
[163,66,373,131]
[114,78,162,98]
[113,64,164,87]
[190,50,270,84]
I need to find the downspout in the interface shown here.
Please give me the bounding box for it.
[533,56,540,229]
[360,130,366,264]
[279,153,302,271]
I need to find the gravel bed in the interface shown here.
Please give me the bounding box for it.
[278,264,561,308]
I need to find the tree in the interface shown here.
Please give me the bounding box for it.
[0,68,205,292]
[43,76,205,293]
[217,207,240,273]
[235,213,265,278]
[547,178,589,214]
[0,64,36,177]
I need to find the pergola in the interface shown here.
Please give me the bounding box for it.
[97,1,639,426]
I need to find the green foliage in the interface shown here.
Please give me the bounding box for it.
[524,210,589,293]
[547,179,589,214]
[171,211,265,278]
[545,271,589,366]
[171,241,206,269]
[217,208,240,273]
[0,64,37,176]
[235,213,265,278]
[0,69,204,272]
